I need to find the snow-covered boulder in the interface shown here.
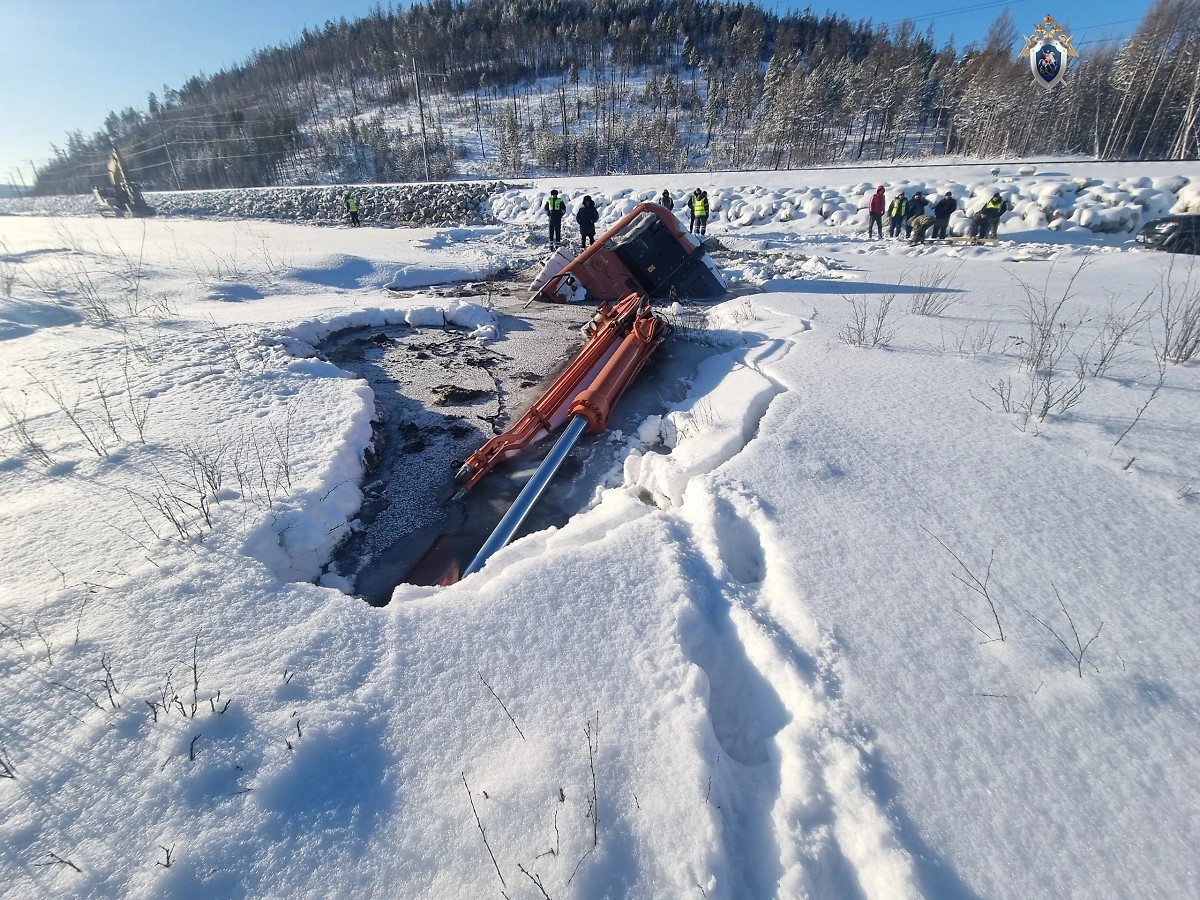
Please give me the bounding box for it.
[1035,183,1076,218]
[1130,187,1175,219]
[1172,181,1200,213]
[1074,203,1142,233]
[1019,206,1050,229]
[1152,174,1189,193]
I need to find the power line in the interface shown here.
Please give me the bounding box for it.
[170,132,302,146]
[886,0,1032,29]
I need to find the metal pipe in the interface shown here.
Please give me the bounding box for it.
[461,415,588,579]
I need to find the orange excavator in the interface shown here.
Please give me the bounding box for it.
[456,200,726,500]
[449,200,725,577]
[529,201,725,304]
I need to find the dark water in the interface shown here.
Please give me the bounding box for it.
[320,314,717,604]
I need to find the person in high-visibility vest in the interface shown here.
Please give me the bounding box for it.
[887,192,907,238]
[544,189,567,248]
[344,193,360,226]
[980,193,1009,239]
[689,189,709,235]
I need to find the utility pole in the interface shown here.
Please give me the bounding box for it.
[413,57,431,182]
[154,116,182,190]
[411,58,451,182]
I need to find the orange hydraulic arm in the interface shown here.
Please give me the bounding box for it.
[454,292,664,495]
[569,305,665,433]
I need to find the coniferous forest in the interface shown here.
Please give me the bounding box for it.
[28,0,1200,195]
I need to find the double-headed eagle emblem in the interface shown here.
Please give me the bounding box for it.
[1020,15,1079,89]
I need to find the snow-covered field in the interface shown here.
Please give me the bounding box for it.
[1,161,1198,899]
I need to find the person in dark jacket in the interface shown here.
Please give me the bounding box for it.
[905,191,928,237]
[969,211,989,240]
[867,185,886,239]
[887,192,908,238]
[544,189,567,248]
[932,192,956,240]
[576,195,599,248]
[659,189,673,210]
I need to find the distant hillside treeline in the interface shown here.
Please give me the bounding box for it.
[29,0,1200,195]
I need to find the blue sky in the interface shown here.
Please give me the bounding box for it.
[0,0,1153,185]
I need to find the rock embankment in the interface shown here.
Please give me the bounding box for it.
[0,181,516,226]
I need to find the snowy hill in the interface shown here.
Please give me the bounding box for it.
[1,159,1198,898]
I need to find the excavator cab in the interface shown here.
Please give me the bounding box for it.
[529,202,725,304]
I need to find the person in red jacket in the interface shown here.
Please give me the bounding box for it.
[868,185,886,239]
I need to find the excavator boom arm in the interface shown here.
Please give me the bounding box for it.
[454,293,659,494]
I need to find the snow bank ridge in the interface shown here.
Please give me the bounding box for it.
[490,173,1198,238]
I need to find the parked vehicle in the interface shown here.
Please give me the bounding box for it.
[1137,214,1200,254]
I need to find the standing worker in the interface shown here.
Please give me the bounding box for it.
[981,192,1009,239]
[344,193,360,227]
[868,185,886,239]
[905,191,928,238]
[932,191,956,240]
[576,195,599,249]
[544,189,567,249]
[689,188,710,235]
[887,191,908,238]
[659,189,674,210]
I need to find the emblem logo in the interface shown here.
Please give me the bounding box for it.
[1020,15,1079,89]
